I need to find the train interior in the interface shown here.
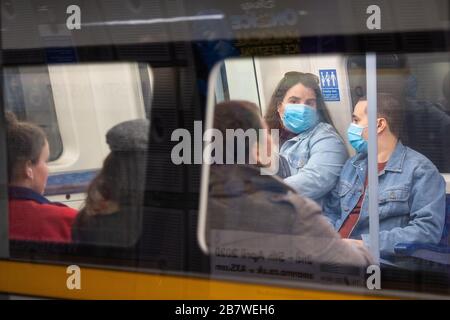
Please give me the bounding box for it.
[3,52,450,295]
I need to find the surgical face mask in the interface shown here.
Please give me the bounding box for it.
[282,104,318,134]
[347,123,368,154]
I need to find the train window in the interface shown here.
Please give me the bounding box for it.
[1,0,449,301]
[214,58,261,111]
[347,53,450,173]
[199,55,372,288]
[4,66,63,162]
[346,53,450,277]
[200,53,450,291]
[6,62,151,248]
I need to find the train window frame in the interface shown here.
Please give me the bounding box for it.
[204,51,450,263]
[197,52,450,298]
[197,54,381,262]
[0,110,8,259]
[0,15,448,296]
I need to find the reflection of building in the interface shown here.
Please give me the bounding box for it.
[404,99,450,173]
[4,68,26,118]
[438,71,450,114]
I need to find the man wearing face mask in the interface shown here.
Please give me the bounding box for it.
[323,93,446,256]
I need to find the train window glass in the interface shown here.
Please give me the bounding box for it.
[214,58,261,112]
[2,52,448,296]
[202,53,450,293]
[4,66,63,162]
[1,1,448,301]
[347,52,450,273]
[199,55,373,289]
[215,55,354,146]
[6,62,151,249]
[347,53,450,173]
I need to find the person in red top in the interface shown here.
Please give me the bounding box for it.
[6,111,77,243]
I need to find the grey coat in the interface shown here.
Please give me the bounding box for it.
[206,164,373,267]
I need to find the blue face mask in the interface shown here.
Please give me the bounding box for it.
[347,123,368,154]
[282,104,319,134]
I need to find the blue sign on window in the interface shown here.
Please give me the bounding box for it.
[319,69,340,101]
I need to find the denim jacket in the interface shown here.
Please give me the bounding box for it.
[323,141,446,255]
[280,122,348,204]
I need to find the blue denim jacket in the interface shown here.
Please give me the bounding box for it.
[280,122,349,204]
[323,141,446,255]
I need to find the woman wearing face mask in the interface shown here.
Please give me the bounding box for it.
[5,111,77,243]
[265,72,348,204]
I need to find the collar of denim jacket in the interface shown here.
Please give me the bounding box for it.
[383,140,406,173]
[289,121,322,142]
[350,140,406,174]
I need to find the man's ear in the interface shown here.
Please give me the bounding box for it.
[250,143,259,165]
[25,160,34,180]
[255,133,273,167]
[377,118,388,134]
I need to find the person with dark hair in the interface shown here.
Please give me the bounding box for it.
[5,111,77,243]
[264,71,348,205]
[206,100,373,267]
[324,93,446,256]
[72,119,149,247]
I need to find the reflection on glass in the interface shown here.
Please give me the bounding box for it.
[211,53,450,283]
[5,62,151,248]
[4,66,63,161]
[6,111,77,243]
[72,119,149,247]
[204,100,373,287]
[264,71,348,205]
[323,94,446,264]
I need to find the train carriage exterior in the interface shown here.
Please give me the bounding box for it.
[1,0,450,299]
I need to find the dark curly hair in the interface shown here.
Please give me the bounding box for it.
[264,72,334,133]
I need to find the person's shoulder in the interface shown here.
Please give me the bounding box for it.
[10,199,76,231]
[347,152,361,163]
[10,198,75,213]
[72,210,120,242]
[310,122,345,144]
[255,174,319,214]
[38,202,77,220]
[282,190,322,218]
[257,172,297,197]
[336,152,360,174]
[404,146,440,171]
[315,122,339,135]
[403,146,444,184]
